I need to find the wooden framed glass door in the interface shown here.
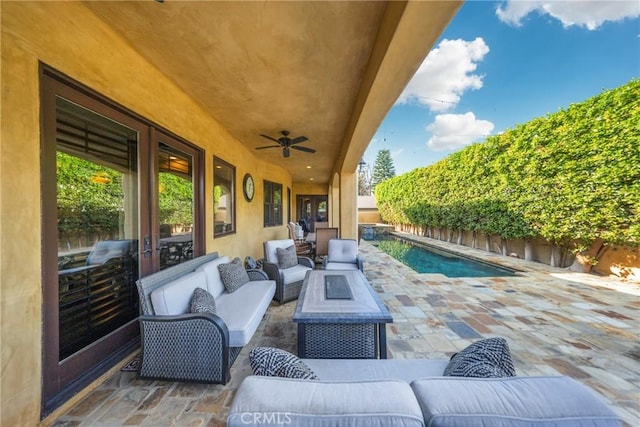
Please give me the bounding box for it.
[296,195,328,232]
[40,66,204,416]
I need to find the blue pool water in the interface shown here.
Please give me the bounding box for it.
[373,235,517,278]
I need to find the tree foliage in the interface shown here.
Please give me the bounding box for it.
[57,152,125,237]
[376,79,640,252]
[57,153,193,244]
[371,149,396,190]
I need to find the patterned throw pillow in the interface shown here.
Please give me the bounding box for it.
[217,257,250,293]
[276,245,298,269]
[190,287,216,315]
[249,347,319,380]
[443,337,516,378]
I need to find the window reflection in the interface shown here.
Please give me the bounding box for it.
[214,157,235,236]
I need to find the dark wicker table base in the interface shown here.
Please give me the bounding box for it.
[298,323,384,359]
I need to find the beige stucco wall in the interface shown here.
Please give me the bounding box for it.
[0,2,297,424]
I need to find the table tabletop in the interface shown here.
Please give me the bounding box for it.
[293,270,392,324]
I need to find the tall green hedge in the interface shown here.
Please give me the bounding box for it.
[376,79,640,255]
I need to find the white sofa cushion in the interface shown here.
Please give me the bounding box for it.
[195,256,229,298]
[327,239,358,263]
[150,270,208,315]
[228,376,424,427]
[215,280,275,347]
[411,376,621,427]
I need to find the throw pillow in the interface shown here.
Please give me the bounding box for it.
[218,257,250,293]
[190,287,217,315]
[276,245,298,269]
[249,347,319,380]
[443,337,516,378]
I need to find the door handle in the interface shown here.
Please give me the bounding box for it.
[142,235,152,256]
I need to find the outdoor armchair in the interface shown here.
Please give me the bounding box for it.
[263,239,314,303]
[322,238,364,272]
[313,227,338,260]
[287,222,314,257]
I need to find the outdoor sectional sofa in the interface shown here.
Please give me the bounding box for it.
[228,357,621,427]
[136,252,275,384]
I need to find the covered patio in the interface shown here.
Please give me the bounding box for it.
[47,236,639,426]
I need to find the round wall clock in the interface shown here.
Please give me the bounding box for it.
[243,173,255,202]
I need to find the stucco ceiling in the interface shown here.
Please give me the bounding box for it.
[85,1,461,184]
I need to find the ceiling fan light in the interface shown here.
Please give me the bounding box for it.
[283,147,290,157]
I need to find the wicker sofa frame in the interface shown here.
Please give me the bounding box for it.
[136,252,268,384]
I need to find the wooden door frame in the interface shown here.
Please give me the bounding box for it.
[39,64,205,416]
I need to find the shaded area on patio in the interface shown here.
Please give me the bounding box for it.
[49,235,639,427]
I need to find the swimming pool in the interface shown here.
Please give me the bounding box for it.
[373,235,517,278]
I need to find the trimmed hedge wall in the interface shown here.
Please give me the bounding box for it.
[376,79,639,267]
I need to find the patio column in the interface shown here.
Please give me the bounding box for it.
[338,171,357,239]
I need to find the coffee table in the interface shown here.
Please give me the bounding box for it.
[293,270,393,359]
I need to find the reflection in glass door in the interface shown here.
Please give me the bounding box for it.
[55,98,141,360]
[157,141,194,270]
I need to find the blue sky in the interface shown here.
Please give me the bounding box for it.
[363,0,640,175]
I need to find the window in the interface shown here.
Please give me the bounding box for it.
[214,157,235,236]
[264,180,282,227]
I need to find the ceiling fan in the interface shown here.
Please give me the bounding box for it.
[256,130,315,158]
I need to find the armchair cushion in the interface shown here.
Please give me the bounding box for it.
[190,287,217,315]
[276,245,298,269]
[249,347,318,380]
[324,262,360,271]
[281,264,311,285]
[264,239,297,264]
[150,270,208,315]
[218,257,250,293]
[327,239,358,263]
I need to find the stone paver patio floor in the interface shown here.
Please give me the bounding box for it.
[49,233,639,426]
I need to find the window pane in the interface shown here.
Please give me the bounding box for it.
[263,180,283,227]
[56,97,139,360]
[158,143,194,270]
[214,157,235,236]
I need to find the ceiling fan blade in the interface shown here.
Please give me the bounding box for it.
[259,134,283,144]
[289,136,308,145]
[291,145,315,153]
[255,145,281,150]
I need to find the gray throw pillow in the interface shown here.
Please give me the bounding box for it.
[218,257,250,293]
[443,337,516,378]
[190,287,216,315]
[249,347,319,380]
[276,245,298,269]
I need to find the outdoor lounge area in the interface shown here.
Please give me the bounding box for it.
[46,236,639,426]
[2,2,638,426]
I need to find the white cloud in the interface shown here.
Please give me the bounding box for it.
[425,112,494,151]
[496,0,640,30]
[397,38,490,112]
[391,148,404,159]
